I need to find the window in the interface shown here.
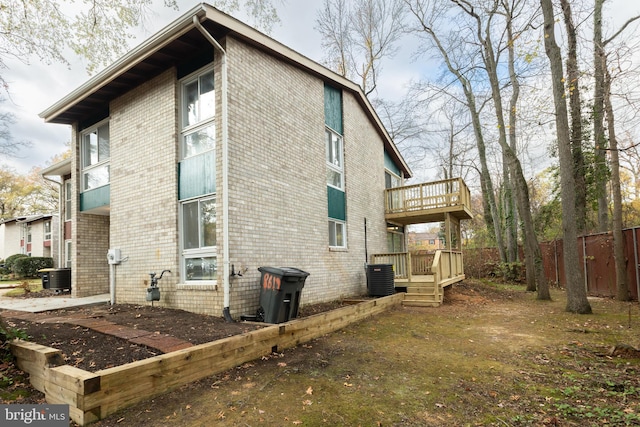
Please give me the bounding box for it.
[385,170,401,189]
[179,67,217,283]
[81,122,110,191]
[181,196,217,281]
[328,219,346,248]
[326,128,343,189]
[181,69,215,159]
[387,224,404,253]
[65,240,72,268]
[64,180,72,221]
[26,225,32,243]
[44,221,52,241]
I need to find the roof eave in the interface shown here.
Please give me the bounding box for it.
[39,3,208,123]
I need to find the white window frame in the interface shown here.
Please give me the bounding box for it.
[44,221,52,241]
[180,66,216,160]
[326,127,344,190]
[385,169,401,189]
[80,119,110,192]
[65,240,72,268]
[180,195,217,283]
[328,219,347,248]
[64,180,72,221]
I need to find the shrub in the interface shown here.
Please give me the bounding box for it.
[3,254,29,274]
[13,257,53,278]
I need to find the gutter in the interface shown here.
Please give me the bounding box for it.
[192,16,233,322]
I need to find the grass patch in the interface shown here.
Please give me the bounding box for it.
[76,280,640,426]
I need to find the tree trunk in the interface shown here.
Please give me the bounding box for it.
[604,68,629,301]
[478,8,547,298]
[560,0,587,235]
[540,0,591,313]
[506,11,521,284]
[594,0,609,232]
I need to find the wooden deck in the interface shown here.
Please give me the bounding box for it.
[385,178,472,226]
[371,250,465,307]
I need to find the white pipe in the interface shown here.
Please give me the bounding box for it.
[110,263,116,305]
[193,16,232,320]
[42,175,64,268]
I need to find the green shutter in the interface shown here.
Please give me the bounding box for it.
[324,84,343,134]
[384,150,401,176]
[80,185,110,211]
[327,186,346,221]
[179,151,216,200]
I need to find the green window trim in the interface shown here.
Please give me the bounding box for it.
[327,186,346,221]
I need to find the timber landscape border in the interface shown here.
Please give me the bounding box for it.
[10,293,404,425]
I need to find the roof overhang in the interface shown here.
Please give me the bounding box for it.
[40,2,411,178]
[41,158,72,177]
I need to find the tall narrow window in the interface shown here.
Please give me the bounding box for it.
[179,66,217,282]
[326,129,343,190]
[181,70,215,159]
[64,180,72,221]
[44,221,52,241]
[65,240,72,268]
[81,122,110,191]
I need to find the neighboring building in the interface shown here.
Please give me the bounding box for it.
[408,232,445,252]
[40,4,412,318]
[0,214,59,263]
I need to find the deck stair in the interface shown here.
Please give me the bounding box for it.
[403,274,442,307]
[370,250,464,307]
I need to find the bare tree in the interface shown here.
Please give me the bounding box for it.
[450,0,548,298]
[593,0,609,232]
[316,0,405,95]
[598,7,640,301]
[540,0,591,313]
[404,0,507,265]
[560,0,587,235]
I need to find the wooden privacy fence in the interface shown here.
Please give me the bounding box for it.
[11,294,404,426]
[540,227,640,300]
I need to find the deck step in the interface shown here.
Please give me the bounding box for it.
[402,299,441,307]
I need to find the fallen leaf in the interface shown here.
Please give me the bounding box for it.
[302,399,312,406]
[278,362,287,367]
[344,382,353,387]
[185,404,191,409]
[306,386,313,395]
[293,421,302,425]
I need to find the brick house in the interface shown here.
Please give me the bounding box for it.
[0,214,59,263]
[40,4,417,318]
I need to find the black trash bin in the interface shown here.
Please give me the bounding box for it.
[257,267,309,324]
[39,268,71,292]
[367,264,394,297]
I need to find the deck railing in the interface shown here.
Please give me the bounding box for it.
[385,177,471,215]
[370,250,464,286]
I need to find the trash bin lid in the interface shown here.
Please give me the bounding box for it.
[38,268,56,272]
[258,266,310,278]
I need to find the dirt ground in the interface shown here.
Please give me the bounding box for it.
[2,280,640,426]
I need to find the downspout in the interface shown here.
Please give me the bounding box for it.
[193,16,233,322]
[43,175,64,268]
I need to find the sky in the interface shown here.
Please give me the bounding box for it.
[2,0,639,177]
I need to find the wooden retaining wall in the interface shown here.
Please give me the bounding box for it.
[10,294,404,425]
